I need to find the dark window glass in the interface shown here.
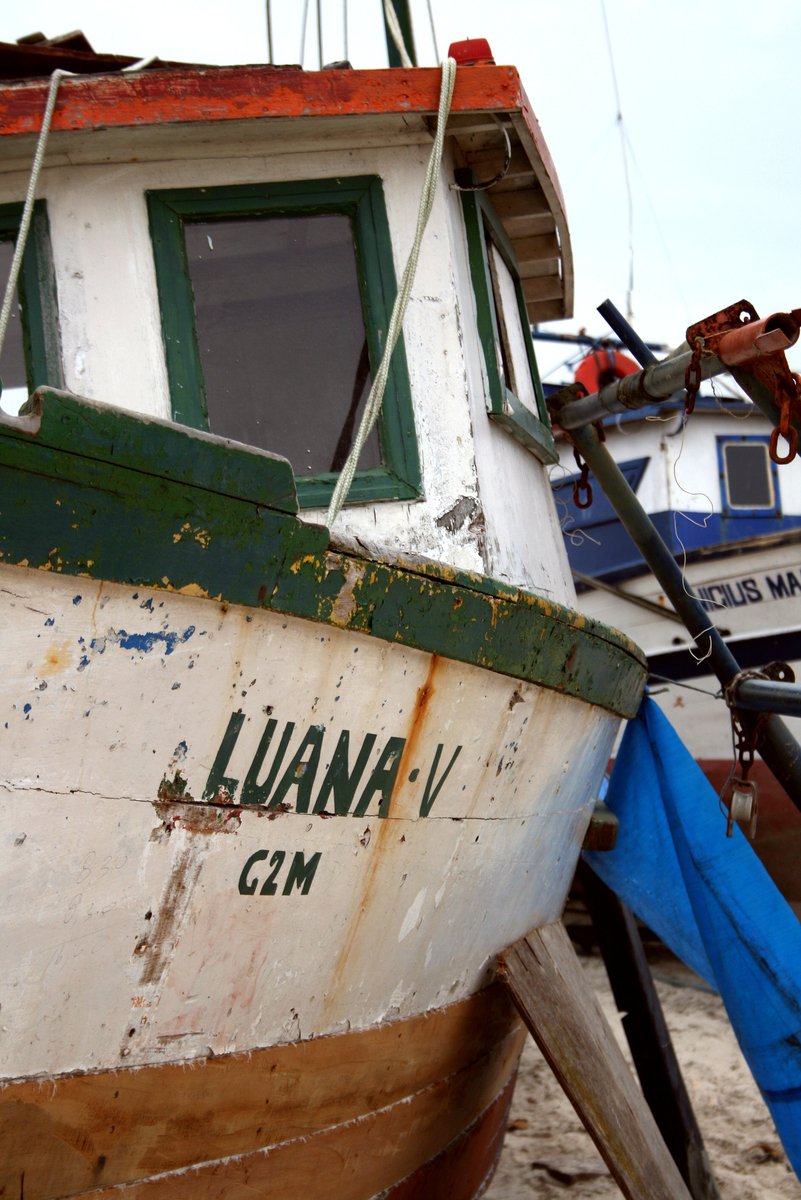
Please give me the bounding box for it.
[0,239,29,416]
[184,214,379,474]
[723,442,774,509]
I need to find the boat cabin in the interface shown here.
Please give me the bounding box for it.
[0,35,577,600]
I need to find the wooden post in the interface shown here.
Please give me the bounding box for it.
[578,862,721,1200]
[498,922,693,1200]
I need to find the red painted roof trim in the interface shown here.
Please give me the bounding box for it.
[0,62,524,137]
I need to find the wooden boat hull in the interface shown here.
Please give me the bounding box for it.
[0,984,523,1198]
[0,391,646,1196]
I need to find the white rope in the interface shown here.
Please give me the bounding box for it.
[0,68,66,366]
[382,0,413,68]
[326,56,457,526]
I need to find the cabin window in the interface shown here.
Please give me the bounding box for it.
[717,436,778,516]
[0,202,61,416]
[147,178,420,509]
[459,185,556,464]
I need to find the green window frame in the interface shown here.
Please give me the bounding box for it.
[147,177,421,509]
[0,201,62,404]
[460,185,556,465]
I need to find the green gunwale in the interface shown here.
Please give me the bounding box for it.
[0,389,646,718]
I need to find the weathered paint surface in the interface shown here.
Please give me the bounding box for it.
[0,565,621,1080]
[0,63,524,139]
[1,126,570,593]
[0,390,645,717]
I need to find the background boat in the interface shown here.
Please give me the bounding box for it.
[549,356,801,911]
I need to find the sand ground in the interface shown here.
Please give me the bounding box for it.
[484,950,800,1200]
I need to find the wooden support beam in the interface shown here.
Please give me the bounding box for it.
[578,863,721,1200]
[498,921,693,1200]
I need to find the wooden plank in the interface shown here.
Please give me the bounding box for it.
[0,986,521,1198]
[513,232,561,262]
[521,274,565,304]
[498,922,692,1200]
[491,189,551,221]
[384,1074,515,1199]
[70,1024,527,1200]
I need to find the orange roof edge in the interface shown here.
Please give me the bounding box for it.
[0,59,572,321]
[0,62,527,137]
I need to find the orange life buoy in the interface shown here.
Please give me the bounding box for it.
[574,348,640,394]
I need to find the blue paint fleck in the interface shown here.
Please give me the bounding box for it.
[72,595,82,605]
[23,703,32,720]
[116,626,195,656]
[44,617,55,627]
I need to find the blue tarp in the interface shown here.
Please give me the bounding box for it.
[584,697,801,1176]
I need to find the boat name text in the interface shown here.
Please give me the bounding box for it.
[695,567,801,611]
[205,710,462,819]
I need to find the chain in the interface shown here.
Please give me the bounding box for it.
[572,446,593,509]
[770,371,800,464]
[684,337,703,416]
[719,664,791,838]
[720,709,763,838]
[570,424,605,510]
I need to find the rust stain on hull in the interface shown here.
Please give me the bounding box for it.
[325,656,440,1009]
[138,848,203,987]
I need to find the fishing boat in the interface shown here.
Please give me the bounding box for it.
[0,30,648,1198]
[551,353,801,908]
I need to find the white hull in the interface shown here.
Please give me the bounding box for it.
[2,565,619,1082]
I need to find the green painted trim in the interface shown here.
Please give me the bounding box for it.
[459,184,557,466]
[0,389,646,717]
[146,177,421,509]
[6,388,299,513]
[0,201,63,394]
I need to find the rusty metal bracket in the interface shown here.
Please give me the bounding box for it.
[720,662,795,837]
[686,300,801,463]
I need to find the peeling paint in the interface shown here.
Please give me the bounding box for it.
[329,560,366,628]
[154,800,242,835]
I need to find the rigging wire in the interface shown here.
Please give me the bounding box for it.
[620,126,691,320]
[266,0,274,64]
[599,0,635,321]
[426,0,440,62]
[317,0,323,69]
[300,0,310,67]
[343,0,349,62]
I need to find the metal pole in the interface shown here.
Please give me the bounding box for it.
[557,347,728,429]
[558,302,801,433]
[597,298,658,367]
[735,678,801,719]
[567,421,801,810]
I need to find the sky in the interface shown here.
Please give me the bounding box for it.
[6,0,801,380]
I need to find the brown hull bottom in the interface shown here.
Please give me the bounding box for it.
[699,759,801,914]
[0,984,524,1200]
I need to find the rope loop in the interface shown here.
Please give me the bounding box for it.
[0,69,67,373]
[326,57,457,526]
